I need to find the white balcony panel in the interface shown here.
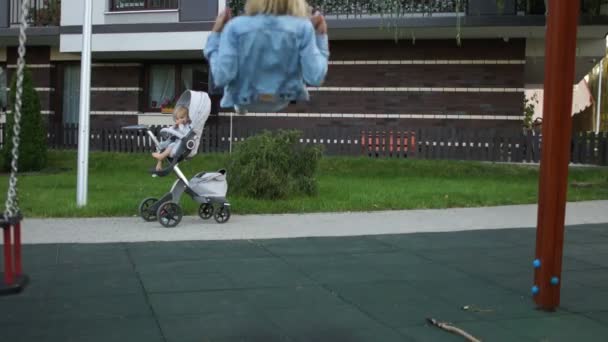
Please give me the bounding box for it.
[60,31,211,53]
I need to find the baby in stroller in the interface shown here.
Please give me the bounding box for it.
[152,105,192,171]
[125,90,231,227]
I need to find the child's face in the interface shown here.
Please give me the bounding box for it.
[176,114,187,125]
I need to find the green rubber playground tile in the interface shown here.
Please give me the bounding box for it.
[216,257,315,287]
[0,297,51,323]
[0,267,57,300]
[0,293,152,324]
[1,321,57,342]
[585,311,608,325]
[159,312,288,342]
[568,223,608,233]
[43,263,142,298]
[440,290,551,321]
[495,314,608,341]
[565,252,608,268]
[456,320,534,342]
[407,276,509,297]
[560,284,608,313]
[374,231,516,251]
[240,284,347,310]
[400,320,532,342]
[286,326,411,342]
[56,243,130,266]
[284,254,395,284]
[208,336,294,342]
[149,289,252,317]
[46,293,152,321]
[127,240,271,264]
[41,317,164,342]
[326,281,478,328]
[567,268,608,289]
[380,261,473,282]
[328,251,463,282]
[417,245,533,264]
[433,229,537,247]
[349,250,435,269]
[20,243,59,270]
[564,227,608,244]
[564,240,608,254]
[134,258,221,275]
[415,250,529,278]
[398,323,465,342]
[483,274,535,296]
[255,236,398,257]
[140,270,235,293]
[263,304,388,336]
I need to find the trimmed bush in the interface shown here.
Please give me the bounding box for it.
[2,68,47,172]
[227,130,323,199]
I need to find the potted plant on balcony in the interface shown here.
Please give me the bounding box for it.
[28,0,61,26]
[160,96,178,114]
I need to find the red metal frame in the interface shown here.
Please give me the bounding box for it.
[534,0,581,311]
[1,219,27,295]
[3,226,13,285]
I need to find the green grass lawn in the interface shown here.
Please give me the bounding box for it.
[0,150,607,218]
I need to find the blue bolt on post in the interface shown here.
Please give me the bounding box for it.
[550,277,560,285]
[533,259,541,269]
[532,285,540,295]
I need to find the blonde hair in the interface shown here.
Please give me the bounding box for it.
[174,106,190,122]
[245,0,309,17]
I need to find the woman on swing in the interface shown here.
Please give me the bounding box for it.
[204,0,329,114]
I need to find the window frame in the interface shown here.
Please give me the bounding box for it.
[0,64,7,112]
[143,62,210,113]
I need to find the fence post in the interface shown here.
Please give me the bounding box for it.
[600,132,608,166]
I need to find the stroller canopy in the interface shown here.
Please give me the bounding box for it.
[174,90,211,159]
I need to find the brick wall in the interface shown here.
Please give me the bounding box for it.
[5,37,527,133]
[219,38,527,132]
[6,46,54,123]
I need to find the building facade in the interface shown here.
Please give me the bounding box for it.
[1,0,607,135]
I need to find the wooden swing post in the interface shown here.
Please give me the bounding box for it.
[534,0,581,310]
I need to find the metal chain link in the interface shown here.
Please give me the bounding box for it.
[4,0,29,219]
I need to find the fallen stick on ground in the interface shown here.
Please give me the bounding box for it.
[426,318,482,342]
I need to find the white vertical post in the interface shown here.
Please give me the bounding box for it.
[596,59,603,134]
[76,0,93,207]
[218,0,226,14]
[229,113,233,153]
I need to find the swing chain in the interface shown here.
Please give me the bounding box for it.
[4,0,29,220]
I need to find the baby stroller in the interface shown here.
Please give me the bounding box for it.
[123,90,231,228]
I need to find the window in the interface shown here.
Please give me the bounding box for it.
[0,66,7,111]
[147,63,209,111]
[110,0,178,11]
[149,65,176,109]
[181,64,209,91]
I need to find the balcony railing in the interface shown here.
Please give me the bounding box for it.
[229,0,468,17]
[228,0,605,17]
[109,0,178,11]
[10,0,61,26]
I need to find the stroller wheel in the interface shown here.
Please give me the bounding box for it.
[198,203,214,220]
[139,197,158,222]
[214,205,231,224]
[157,202,183,228]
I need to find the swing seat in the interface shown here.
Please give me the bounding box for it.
[0,216,29,296]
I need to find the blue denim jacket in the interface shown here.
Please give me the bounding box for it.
[204,15,329,111]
